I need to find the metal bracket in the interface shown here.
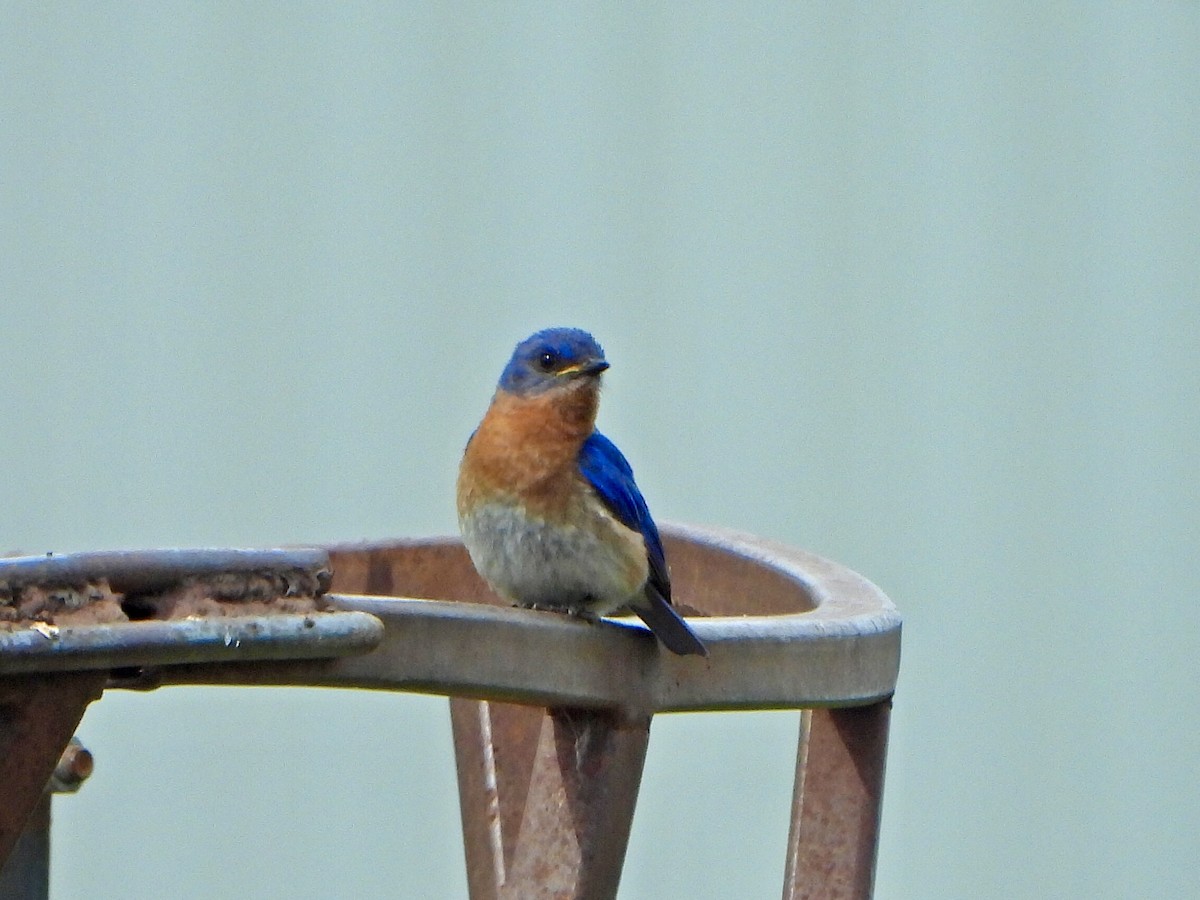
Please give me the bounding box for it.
[0,525,900,898]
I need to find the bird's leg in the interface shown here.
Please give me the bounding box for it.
[518,599,602,622]
[567,595,602,623]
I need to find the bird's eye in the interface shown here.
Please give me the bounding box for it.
[537,350,558,371]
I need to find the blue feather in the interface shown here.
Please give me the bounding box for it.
[578,432,670,599]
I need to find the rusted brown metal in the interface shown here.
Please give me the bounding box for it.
[449,701,650,900]
[150,527,900,714]
[0,548,332,599]
[316,525,899,899]
[0,794,50,900]
[450,701,544,897]
[0,740,97,898]
[0,526,899,898]
[784,703,893,899]
[48,738,94,794]
[504,708,650,899]
[0,545,374,897]
[0,674,105,866]
[0,611,384,677]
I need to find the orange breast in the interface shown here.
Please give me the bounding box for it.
[457,384,599,521]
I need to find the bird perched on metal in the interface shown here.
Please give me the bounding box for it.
[456,327,707,656]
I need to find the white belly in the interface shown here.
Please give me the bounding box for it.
[459,499,648,614]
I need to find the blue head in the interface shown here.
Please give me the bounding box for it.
[498,328,610,396]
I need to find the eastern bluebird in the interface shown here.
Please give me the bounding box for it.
[456,327,707,656]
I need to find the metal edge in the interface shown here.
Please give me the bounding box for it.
[18,526,900,714]
[0,612,383,676]
[149,593,899,713]
[0,548,332,596]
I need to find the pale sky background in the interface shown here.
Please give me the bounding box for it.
[2,4,1198,898]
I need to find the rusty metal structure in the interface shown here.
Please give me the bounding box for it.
[0,524,900,899]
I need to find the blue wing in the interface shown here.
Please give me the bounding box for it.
[577,432,670,600]
[578,432,706,656]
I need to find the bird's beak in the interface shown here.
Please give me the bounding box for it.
[560,359,610,378]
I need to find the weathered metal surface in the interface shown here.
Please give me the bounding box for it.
[0,794,50,900]
[0,612,384,677]
[0,548,332,599]
[784,703,892,899]
[0,525,899,898]
[0,546,372,893]
[503,708,650,899]
[0,675,105,868]
[148,525,900,715]
[48,738,94,795]
[0,741,97,899]
[150,594,895,712]
[315,525,898,899]
[450,701,650,900]
[450,701,542,898]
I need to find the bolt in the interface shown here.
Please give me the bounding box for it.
[49,737,94,793]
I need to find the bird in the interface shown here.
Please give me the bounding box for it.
[456,327,707,656]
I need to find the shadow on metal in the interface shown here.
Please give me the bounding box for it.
[0,525,900,899]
